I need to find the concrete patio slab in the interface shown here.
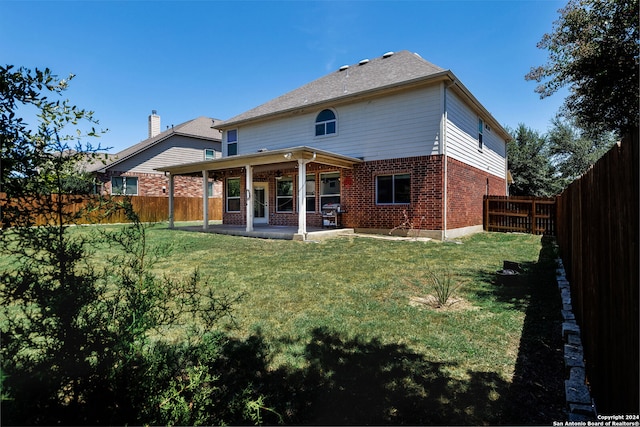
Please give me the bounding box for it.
[174,223,354,241]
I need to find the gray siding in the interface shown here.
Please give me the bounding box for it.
[228,86,442,161]
[112,136,221,174]
[445,91,506,178]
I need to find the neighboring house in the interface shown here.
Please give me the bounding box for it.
[158,50,512,239]
[87,112,223,198]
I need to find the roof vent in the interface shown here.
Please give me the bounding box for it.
[413,52,422,58]
[339,65,349,71]
[358,59,370,65]
[382,51,395,58]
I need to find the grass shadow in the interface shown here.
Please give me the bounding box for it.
[505,236,565,423]
[2,234,565,425]
[463,236,565,424]
[264,327,510,425]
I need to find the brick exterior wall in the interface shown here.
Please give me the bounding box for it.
[96,171,222,198]
[220,155,507,235]
[446,157,507,229]
[341,156,444,231]
[220,164,337,228]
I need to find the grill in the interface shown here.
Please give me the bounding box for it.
[321,203,341,228]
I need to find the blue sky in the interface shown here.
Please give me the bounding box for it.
[2,0,567,153]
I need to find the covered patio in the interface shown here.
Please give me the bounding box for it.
[156,146,362,241]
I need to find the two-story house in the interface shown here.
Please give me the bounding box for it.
[89,112,223,198]
[158,50,511,240]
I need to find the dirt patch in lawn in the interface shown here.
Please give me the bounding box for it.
[409,295,477,311]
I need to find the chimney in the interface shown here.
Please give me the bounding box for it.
[148,110,160,138]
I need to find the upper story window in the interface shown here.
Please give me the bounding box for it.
[227,129,238,156]
[478,118,484,151]
[315,109,336,136]
[204,148,216,160]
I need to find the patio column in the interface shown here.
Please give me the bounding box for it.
[168,173,175,229]
[245,165,253,232]
[297,159,307,236]
[202,170,209,230]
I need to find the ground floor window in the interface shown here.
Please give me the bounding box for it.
[320,172,340,207]
[306,174,316,212]
[111,176,138,195]
[276,177,294,212]
[376,173,410,204]
[226,178,240,212]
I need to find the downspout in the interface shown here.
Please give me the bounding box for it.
[505,145,510,196]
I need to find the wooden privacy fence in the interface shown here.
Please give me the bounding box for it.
[0,194,222,226]
[483,195,556,236]
[100,196,223,224]
[555,133,638,415]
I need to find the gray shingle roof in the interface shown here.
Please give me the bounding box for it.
[87,116,221,172]
[218,50,449,128]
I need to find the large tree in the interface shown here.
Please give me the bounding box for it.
[506,124,562,197]
[547,115,617,185]
[526,0,639,135]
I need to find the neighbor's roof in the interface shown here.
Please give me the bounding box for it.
[87,116,222,173]
[218,50,447,128]
[217,50,511,141]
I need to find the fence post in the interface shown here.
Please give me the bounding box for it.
[531,199,537,234]
[483,196,489,231]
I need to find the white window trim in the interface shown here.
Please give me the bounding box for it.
[227,129,238,156]
[305,173,316,212]
[204,148,216,160]
[319,171,341,207]
[314,109,338,138]
[276,176,294,213]
[111,176,138,196]
[226,177,241,212]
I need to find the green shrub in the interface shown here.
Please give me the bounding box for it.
[427,268,463,308]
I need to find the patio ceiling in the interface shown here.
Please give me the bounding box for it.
[156,146,363,176]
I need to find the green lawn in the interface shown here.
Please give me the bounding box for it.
[108,226,564,425]
[2,224,563,424]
